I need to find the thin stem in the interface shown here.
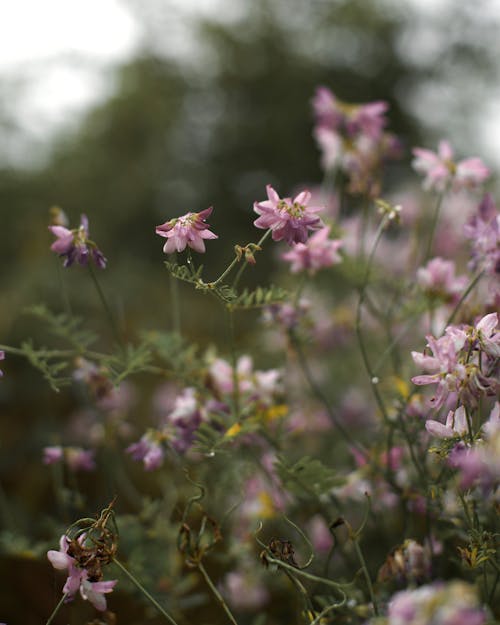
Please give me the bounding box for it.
[56,260,72,316]
[289,331,365,455]
[352,539,378,616]
[88,264,125,349]
[197,561,239,625]
[170,252,182,335]
[227,309,240,421]
[423,191,445,263]
[355,216,391,424]
[262,554,349,591]
[112,557,180,625]
[45,593,67,625]
[232,229,272,289]
[444,270,484,329]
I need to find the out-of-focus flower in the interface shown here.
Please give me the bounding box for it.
[474,312,500,358]
[0,350,4,377]
[163,387,202,453]
[42,446,95,471]
[312,87,401,197]
[464,193,500,275]
[126,433,165,470]
[155,207,218,253]
[281,226,342,274]
[425,405,468,439]
[376,581,487,625]
[49,214,107,269]
[306,515,333,553]
[377,539,432,585]
[253,185,324,245]
[412,140,489,192]
[416,257,467,301]
[222,568,270,611]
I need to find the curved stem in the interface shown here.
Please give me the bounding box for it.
[45,593,67,625]
[112,557,180,625]
[352,539,378,616]
[88,264,125,350]
[197,561,239,625]
[423,191,445,263]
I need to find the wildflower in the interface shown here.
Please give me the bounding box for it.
[416,257,467,301]
[412,140,489,192]
[42,446,95,471]
[155,207,218,253]
[0,351,4,377]
[163,387,202,453]
[474,312,500,358]
[281,226,342,274]
[381,581,486,625]
[425,405,468,439]
[253,185,324,245]
[126,433,165,470]
[49,214,107,269]
[222,568,269,611]
[47,534,117,611]
[464,193,500,274]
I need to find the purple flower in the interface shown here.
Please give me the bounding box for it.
[155,207,218,254]
[253,185,324,245]
[464,193,500,274]
[49,214,107,269]
[0,350,4,377]
[43,446,64,465]
[412,140,489,192]
[281,226,342,274]
[43,446,95,471]
[126,433,165,470]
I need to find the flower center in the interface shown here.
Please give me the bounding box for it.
[278,199,305,219]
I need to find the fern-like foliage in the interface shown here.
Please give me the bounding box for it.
[19,340,71,392]
[227,285,290,310]
[25,304,96,351]
[103,341,154,385]
[275,455,342,498]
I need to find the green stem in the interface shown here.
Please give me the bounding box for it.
[355,216,391,425]
[45,593,67,625]
[352,539,378,616]
[444,270,484,329]
[227,309,240,421]
[232,229,272,289]
[197,561,239,625]
[170,253,181,335]
[423,191,445,263]
[56,260,72,316]
[88,264,125,349]
[112,557,181,625]
[262,554,349,591]
[289,331,365,455]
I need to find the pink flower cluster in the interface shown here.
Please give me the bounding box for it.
[416,257,467,302]
[412,140,489,192]
[253,185,324,245]
[281,226,342,274]
[464,193,500,275]
[156,206,218,254]
[47,535,117,611]
[43,445,96,471]
[411,313,499,410]
[312,86,401,196]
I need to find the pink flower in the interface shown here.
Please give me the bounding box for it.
[474,312,500,358]
[155,207,218,253]
[281,226,342,274]
[412,140,489,192]
[253,185,324,244]
[464,194,500,274]
[416,257,467,300]
[49,214,107,269]
[47,534,117,611]
[43,446,64,465]
[43,446,95,471]
[0,350,4,377]
[425,405,468,439]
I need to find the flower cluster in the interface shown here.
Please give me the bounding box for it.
[312,86,401,196]
[281,226,342,274]
[47,534,117,611]
[155,206,218,253]
[49,214,107,269]
[412,140,489,192]
[253,185,324,244]
[43,445,96,471]
[464,193,500,275]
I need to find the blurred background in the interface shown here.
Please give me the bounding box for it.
[1,0,500,621]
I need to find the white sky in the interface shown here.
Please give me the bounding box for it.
[1,0,500,167]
